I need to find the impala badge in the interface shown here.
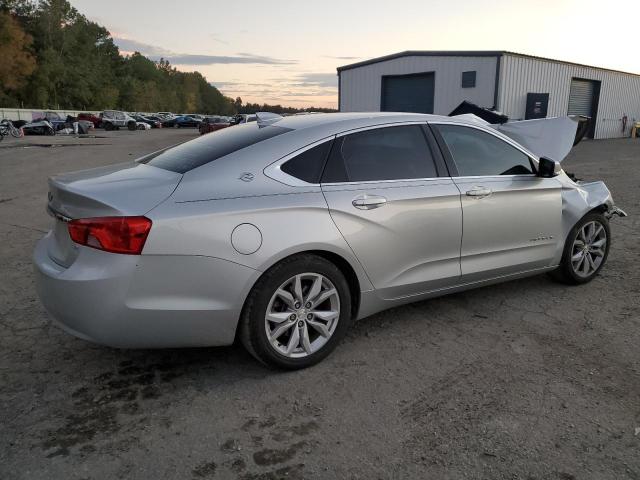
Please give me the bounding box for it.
[530,235,554,242]
[239,172,254,182]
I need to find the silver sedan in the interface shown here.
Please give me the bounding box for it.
[34,112,626,369]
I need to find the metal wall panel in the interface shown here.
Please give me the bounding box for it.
[498,54,640,139]
[340,56,498,115]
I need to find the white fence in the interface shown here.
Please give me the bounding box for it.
[0,108,100,121]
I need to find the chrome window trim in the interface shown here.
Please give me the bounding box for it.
[451,174,538,180]
[264,121,441,187]
[321,177,449,187]
[264,120,540,188]
[334,120,431,137]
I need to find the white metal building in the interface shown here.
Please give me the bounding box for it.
[337,51,640,139]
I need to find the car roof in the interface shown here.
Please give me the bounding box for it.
[264,112,470,136]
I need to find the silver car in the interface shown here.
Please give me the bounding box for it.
[34,112,626,369]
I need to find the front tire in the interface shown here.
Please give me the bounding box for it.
[550,212,610,285]
[240,254,352,369]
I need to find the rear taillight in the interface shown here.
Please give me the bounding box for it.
[68,216,152,255]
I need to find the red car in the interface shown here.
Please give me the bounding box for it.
[199,116,230,135]
[78,112,102,128]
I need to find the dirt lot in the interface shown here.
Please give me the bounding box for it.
[1,129,639,480]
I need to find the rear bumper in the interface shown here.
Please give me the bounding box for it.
[33,233,259,348]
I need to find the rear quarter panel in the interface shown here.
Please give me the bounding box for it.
[143,192,374,293]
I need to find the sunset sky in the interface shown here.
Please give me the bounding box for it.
[71,0,639,109]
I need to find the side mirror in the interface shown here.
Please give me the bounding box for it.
[537,157,561,178]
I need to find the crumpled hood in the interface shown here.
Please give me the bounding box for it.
[494,116,579,163]
[452,114,579,162]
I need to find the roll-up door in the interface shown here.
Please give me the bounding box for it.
[381,73,434,114]
[568,79,595,116]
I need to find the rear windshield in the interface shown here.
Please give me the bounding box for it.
[141,123,292,173]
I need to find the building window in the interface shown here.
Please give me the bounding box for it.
[461,71,476,88]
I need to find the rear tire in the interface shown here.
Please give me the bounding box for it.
[127,121,137,131]
[104,122,114,131]
[240,254,352,369]
[549,212,610,285]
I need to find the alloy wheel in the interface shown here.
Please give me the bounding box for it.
[571,220,607,278]
[264,273,340,358]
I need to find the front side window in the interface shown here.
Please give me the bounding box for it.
[322,125,437,183]
[435,125,534,176]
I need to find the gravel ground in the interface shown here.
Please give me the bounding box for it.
[1,129,639,480]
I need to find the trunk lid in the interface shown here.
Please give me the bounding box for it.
[46,162,181,267]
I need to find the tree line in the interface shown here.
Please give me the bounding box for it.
[0,0,336,115]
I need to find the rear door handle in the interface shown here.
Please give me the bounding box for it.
[466,186,492,198]
[352,194,387,210]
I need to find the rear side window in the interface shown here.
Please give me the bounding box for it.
[141,123,292,174]
[435,125,533,176]
[281,141,333,183]
[321,125,437,183]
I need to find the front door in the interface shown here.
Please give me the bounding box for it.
[432,123,562,281]
[321,124,462,300]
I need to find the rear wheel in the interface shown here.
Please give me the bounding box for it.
[240,254,352,369]
[127,121,136,131]
[104,122,114,131]
[550,212,610,284]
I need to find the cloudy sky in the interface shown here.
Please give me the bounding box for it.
[71,0,638,109]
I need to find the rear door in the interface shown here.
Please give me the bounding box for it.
[321,124,462,300]
[431,123,562,282]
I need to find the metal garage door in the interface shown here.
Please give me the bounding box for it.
[381,73,434,114]
[568,79,595,116]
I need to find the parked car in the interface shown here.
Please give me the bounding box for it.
[69,118,95,134]
[33,112,626,369]
[163,115,202,128]
[133,114,162,128]
[177,115,202,128]
[101,110,137,131]
[0,119,23,140]
[230,114,257,125]
[145,115,164,123]
[32,112,67,131]
[22,119,55,136]
[199,116,230,135]
[78,113,102,128]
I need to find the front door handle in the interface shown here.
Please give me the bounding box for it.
[466,186,492,198]
[352,194,387,210]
